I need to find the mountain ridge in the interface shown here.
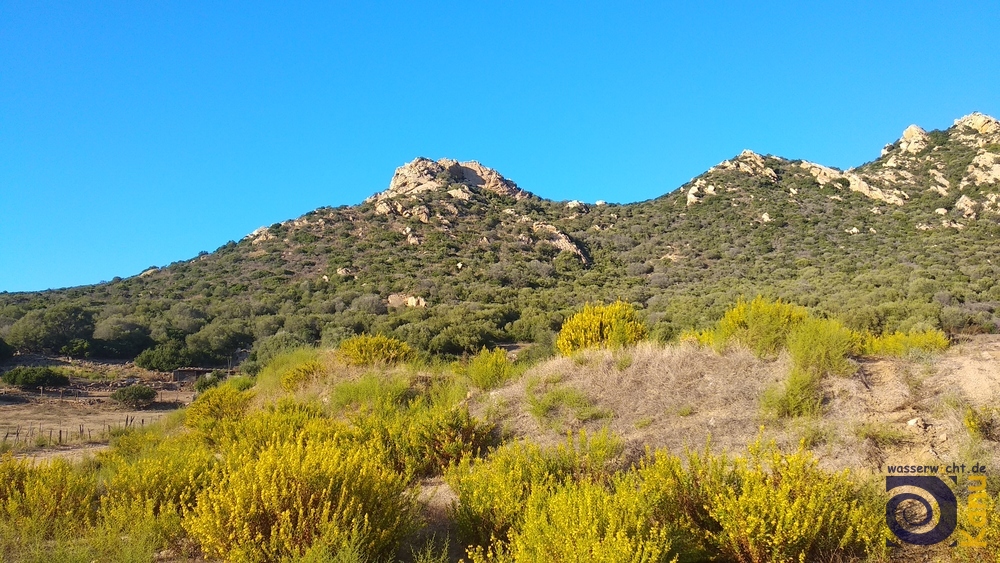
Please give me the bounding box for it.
[2,112,999,368]
[237,111,999,246]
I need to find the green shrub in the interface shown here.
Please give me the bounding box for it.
[0,366,70,388]
[194,371,224,393]
[134,340,194,371]
[853,422,907,447]
[110,384,157,409]
[338,334,415,366]
[59,338,91,358]
[183,439,416,561]
[184,319,253,365]
[709,296,808,358]
[91,315,154,359]
[225,375,256,392]
[241,330,309,376]
[4,303,94,354]
[328,373,412,411]
[614,351,634,371]
[526,375,610,428]
[516,341,556,365]
[761,368,822,418]
[467,347,515,389]
[254,346,324,396]
[556,300,647,355]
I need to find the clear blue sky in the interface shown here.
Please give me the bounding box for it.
[2,1,998,292]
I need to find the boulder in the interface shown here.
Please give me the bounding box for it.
[899,124,929,154]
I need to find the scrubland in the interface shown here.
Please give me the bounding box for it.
[1,299,998,562]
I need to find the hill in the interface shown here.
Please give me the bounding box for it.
[2,113,1000,369]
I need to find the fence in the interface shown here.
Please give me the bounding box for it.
[1,414,164,449]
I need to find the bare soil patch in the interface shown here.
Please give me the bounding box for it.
[1,356,195,457]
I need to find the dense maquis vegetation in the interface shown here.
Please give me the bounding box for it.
[1,118,999,369]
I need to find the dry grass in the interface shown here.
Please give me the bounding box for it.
[476,342,782,453]
[475,337,1000,486]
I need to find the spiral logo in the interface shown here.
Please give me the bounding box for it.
[885,475,958,545]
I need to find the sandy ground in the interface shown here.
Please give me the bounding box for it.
[933,334,1000,405]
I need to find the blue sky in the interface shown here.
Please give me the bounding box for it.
[2,1,998,292]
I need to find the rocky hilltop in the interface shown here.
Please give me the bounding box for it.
[687,112,1000,221]
[369,157,530,208]
[2,112,999,366]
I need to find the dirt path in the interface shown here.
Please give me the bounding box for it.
[15,442,110,463]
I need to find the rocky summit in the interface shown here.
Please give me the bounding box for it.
[368,157,529,209]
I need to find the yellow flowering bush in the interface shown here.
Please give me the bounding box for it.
[350,401,495,477]
[213,398,347,458]
[859,328,949,356]
[0,454,99,541]
[184,384,254,435]
[102,433,216,516]
[280,359,325,391]
[705,442,882,563]
[338,333,415,366]
[556,300,647,355]
[88,500,184,563]
[184,438,416,562]
[447,430,624,548]
[787,317,859,377]
[708,296,808,358]
[962,405,999,441]
[469,477,676,563]
[954,489,1000,562]
[638,440,886,563]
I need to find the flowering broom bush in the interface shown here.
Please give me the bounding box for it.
[556,301,647,355]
